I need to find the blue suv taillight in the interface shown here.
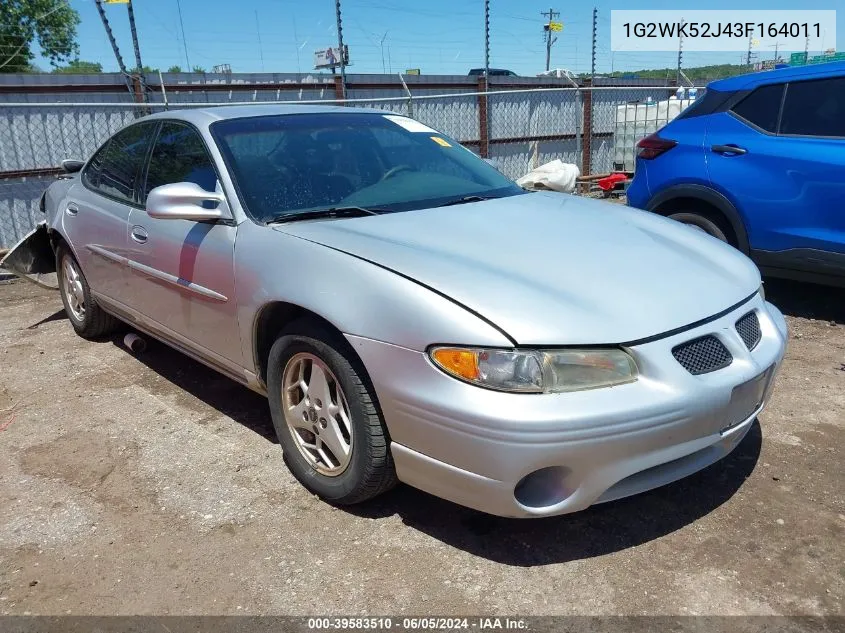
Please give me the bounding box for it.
[637,133,677,160]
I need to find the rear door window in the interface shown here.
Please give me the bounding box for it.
[82,122,157,204]
[730,84,784,133]
[780,77,845,138]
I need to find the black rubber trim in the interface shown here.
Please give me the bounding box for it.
[752,248,845,288]
[752,248,845,274]
[282,233,520,347]
[623,291,758,347]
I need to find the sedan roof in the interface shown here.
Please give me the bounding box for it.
[142,103,378,127]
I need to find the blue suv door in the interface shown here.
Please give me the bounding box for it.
[706,77,845,261]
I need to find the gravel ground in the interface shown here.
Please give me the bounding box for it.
[0,278,842,616]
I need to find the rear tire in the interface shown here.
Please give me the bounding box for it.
[266,325,397,505]
[57,247,120,339]
[667,211,731,244]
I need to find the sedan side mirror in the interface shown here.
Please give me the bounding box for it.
[146,182,227,221]
[61,158,85,173]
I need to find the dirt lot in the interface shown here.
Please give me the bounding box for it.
[0,278,842,616]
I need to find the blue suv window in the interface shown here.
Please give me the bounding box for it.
[675,87,732,120]
[730,84,784,133]
[780,77,845,138]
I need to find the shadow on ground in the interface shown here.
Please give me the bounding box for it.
[347,421,761,566]
[763,277,845,324]
[26,308,66,329]
[110,335,278,443]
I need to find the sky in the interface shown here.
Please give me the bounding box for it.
[31,0,843,76]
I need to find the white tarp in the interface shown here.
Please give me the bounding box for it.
[516,160,580,193]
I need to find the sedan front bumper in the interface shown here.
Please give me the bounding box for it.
[346,296,787,518]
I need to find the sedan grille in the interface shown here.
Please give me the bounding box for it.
[735,311,762,351]
[672,336,733,375]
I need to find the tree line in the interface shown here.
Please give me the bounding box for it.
[1,0,206,73]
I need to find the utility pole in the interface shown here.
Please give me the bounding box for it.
[746,33,752,69]
[484,0,490,78]
[591,7,597,79]
[541,8,559,72]
[335,0,347,98]
[676,19,684,85]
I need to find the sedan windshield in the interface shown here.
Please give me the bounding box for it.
[210,112,525,222]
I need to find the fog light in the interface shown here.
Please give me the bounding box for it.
[514,466,573,508]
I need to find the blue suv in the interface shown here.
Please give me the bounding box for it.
[627,62,845,287]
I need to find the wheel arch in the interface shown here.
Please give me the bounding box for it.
[253,301,358,388]
[647,184,750,254]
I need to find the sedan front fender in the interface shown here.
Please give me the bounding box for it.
[234,221,514,376]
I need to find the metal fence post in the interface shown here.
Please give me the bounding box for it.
[334,76,345,104]
[398,73,414,118]
[581,77,593,176]
[158,70,169,110]
[574,87,582,173]
[477,76,489,158]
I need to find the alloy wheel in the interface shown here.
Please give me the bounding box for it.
[62,256,85,321]
[282,352,354,476]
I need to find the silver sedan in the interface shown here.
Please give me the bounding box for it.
[3,105,788,517]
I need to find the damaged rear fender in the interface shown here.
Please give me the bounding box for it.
[0,222,59,289]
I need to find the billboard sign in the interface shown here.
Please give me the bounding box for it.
[314,46,349,70]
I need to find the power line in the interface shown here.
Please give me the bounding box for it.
[255,10,265,72]
[175,0,191,70]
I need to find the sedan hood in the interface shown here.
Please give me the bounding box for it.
[276,193,761,345]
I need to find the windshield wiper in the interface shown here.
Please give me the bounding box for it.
[436,195,498,207]
[267,206,385,224]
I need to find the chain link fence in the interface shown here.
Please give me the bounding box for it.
[0,86,698,249]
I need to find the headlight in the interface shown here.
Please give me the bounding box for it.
[429,347,638,393]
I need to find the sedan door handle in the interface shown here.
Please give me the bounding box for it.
[130,225,148,244]
[65,203,79,216]
[711,144,747,156]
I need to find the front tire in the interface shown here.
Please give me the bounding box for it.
[267,327,397,505]
[57,247,120,339]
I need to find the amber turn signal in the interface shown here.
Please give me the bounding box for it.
[431,348,480,381]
